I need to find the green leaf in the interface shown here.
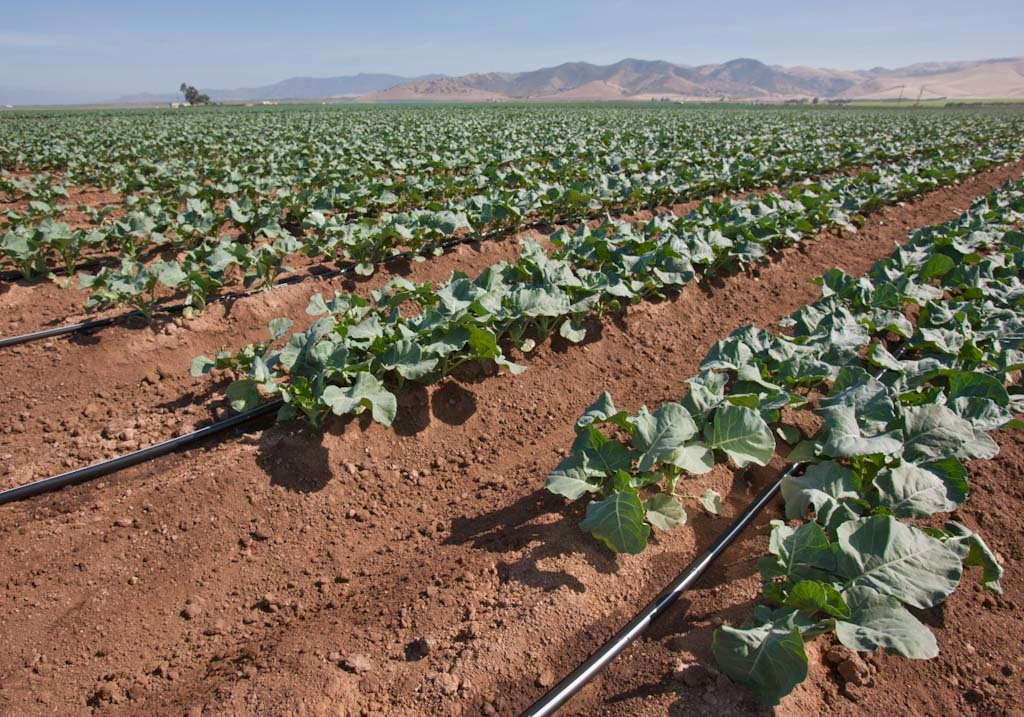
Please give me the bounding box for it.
[268,317,293,341]
[697,488,724,515]
[943,521,1004,593]
[154,260,187,288]
[558,318,588,343]
[918,253,955,280]
[306,293,330,316]
[321,372,397,426]
[672,441,715,474]
[634,402,698,471]
[576,391,631,431]
[381,340,439,380]
[873,461,965,518]
[712,619,808,706]
[902,403,974,462]
[819,404,904,458]
[783,580,850,619]
[710,404,775,467]
[226,379,260,412]
[190,355,215,377]
[579,491,650,554]
[948,372,1010,406]
[644,493,686,531]
[835,586,938,658]
[762,520,837,582]
[781,460,861,527]
[835,515,962,609]
[546,454,603,500]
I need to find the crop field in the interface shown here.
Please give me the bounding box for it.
[1,103,1024,716]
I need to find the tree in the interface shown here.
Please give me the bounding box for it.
[179,82,209,105]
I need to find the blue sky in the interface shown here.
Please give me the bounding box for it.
[3,0,1022,101]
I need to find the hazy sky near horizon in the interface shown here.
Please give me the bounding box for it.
[3,0,1022,100]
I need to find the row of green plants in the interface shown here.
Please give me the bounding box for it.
[191,144,1015,427]
[545,177,1024,703]
[3,107,1022,318]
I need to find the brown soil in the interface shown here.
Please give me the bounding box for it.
[0,160,1022,716]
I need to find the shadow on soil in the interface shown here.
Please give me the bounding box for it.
[256,423,334,493]
[446,488,619,593]
[392,380,479,435]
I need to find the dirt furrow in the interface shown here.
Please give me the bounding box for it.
[3,160,1024,488]
[1,162,1022,716]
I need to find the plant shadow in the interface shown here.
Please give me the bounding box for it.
[256,422,334,493]
[446,488,619,593]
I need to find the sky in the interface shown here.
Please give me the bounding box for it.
[2,0,1022,102]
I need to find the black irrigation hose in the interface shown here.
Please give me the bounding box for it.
[521,344,906,716]
[520,464,794,717]
[0,399,282,506]
[0,220,558,350]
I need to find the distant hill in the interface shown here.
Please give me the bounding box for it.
[5,56,1023,107]
[106,73,446,105]
[366,56,1024,102]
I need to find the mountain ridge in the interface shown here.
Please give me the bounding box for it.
[3,56,1022,106]
[367,56,1024,102]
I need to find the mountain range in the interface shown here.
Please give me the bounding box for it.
[3,56,1023,106]
[367,56,1024,102]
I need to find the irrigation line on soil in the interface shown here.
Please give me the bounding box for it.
[519,465,792,717]
[520,346,905,715]
[0,399,282,506]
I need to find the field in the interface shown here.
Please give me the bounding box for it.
[2,103,1024,716]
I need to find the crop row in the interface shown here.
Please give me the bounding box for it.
[190,143,1016,426]
[3,108,1023,318]
[546,177,1024,703]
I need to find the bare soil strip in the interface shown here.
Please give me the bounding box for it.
[0,161,1022,716]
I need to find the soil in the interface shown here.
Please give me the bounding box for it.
[0,159,1023,716]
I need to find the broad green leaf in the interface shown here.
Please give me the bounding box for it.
[576,392,631,431]
[268,317,293,341]
[835,586,938,658]
[579,491,650,554]
[321,372,397,426]
[546,454,603,500]
[381,340,439,380]
[760,520,837,582]
[783,580,850,619]
[226,379,260,412]
[558,318,588,343]
[634,402,698,471]
[819,404,903,458]
[712,620,807,706]
[644,493,686,531]
[948,372,1009,406]
[781,460,861,526]
[190,355,215,377]
[943,521,1004,593]
[835,515,962,609]
[709,404,774,467]
[698,488,724,515]
[672,441,715,474]
[873,461,965,518]
[902,403,974,461]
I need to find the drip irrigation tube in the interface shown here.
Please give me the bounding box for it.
[520,463,794,717]
[519,346,903,716]
[0,399,282,506]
